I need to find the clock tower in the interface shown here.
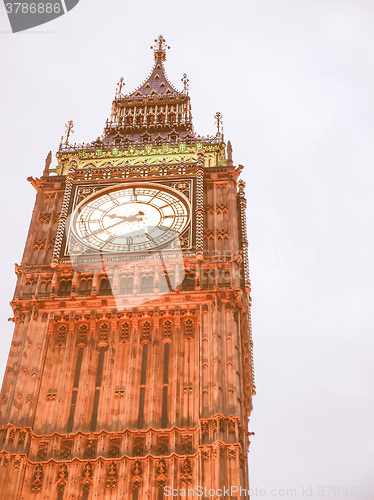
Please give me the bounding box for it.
[0,36,255,498]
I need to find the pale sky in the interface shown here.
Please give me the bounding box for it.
[0,1,373,498]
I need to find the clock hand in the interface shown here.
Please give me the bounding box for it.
[107,211,145,223]
[81,218,131,239]
[107,214,123,220]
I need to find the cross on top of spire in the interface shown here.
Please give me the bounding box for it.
[151,35,170,61]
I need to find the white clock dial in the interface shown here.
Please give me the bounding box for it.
[71,183,190,253]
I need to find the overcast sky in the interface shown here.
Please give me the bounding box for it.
[0,1,373,498]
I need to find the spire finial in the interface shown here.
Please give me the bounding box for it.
[214,112,223,140]
[227,140,233,166]
[151,35,170,61]
[43,151,52,176]
[115,77,125,99]
[182,73,189,95]
[64,120,74,145]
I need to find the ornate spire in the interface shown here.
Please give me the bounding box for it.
[64,120,74,145]
[115,77,125,99]
[102,36,195,146]
[151,35,170,61]
[182,73,189,95]
[43,151,52,176]
[214,112,223,139]
[227,140,233,166]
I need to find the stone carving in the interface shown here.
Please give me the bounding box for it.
[82,462,93,492]
[217,228,229,239]
[184,319,194,341]
[39,213,51,223]
[156,435,169,455]
[133,435,145,456]
[56,325,67,348]
[61,439,73,460]
[18,429,26,445]
[141,321,151,343]
[132,460,142,476]
[181,434,193,454]
[13,456,21,470]
[36,441,48,461]
[77,324,88,345]
[109,437,121,458]
[120,322,130,343]
[156,458,167,475]
[201,420,209,435]
[216,203,228,214]
[57,463,68,492]
[99,323,109,344]
[105,461,117,489]
[204,229,214,240]
[163,320,172,339]
[2,454,10,468]
[30,464,43,493]
[33,238,45,250]
[180,458,192,485]
[228,418,236,434]
[84,438,97,459]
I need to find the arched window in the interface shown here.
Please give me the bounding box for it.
[119,276,133,295]
[139,275,154,294]
[181,271,195,291]
[219,268,231,289]
[58,279,72,297]
[99,276,112,295]
[201,269,216,290]
[78,278,92,296]
[39,279,51,296]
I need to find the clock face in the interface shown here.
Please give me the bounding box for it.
[71,183,190,253]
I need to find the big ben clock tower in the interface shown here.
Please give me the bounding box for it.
[0,36,255,498]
